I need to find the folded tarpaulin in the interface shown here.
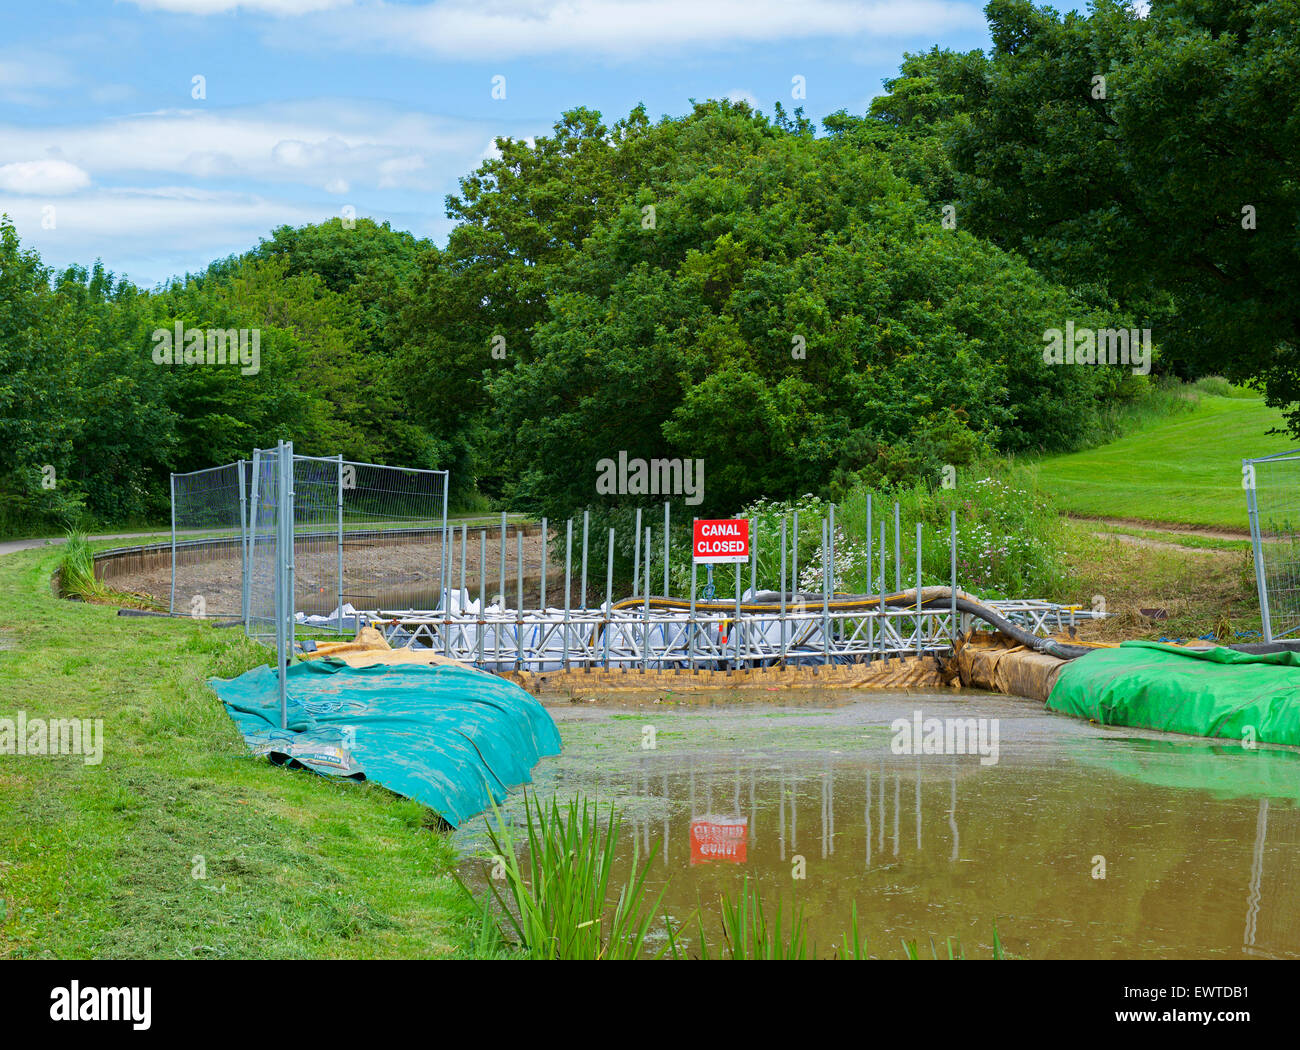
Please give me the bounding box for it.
[1047,640,1300,747]
[209,659,562,827]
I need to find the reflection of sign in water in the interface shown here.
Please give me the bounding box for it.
[690,816,748,864]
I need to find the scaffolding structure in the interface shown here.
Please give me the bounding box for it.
[172,446,1104,726]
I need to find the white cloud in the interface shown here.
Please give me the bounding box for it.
[0,100,501,194]
[0,187,329,284]
[128,0,352,14]
[0,53,76,105]
[274,1,987,60]
[0,160,91,195]
[726,90,760,108]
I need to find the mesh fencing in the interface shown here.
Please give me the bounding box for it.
[292,456,342,624]
[170,462,247,619]
[1244,451,1300,640]
[246,447,282,647]
[169,449,450,640]
[336,461,448,625]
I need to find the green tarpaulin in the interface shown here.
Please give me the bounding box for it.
[1048,641,1300,748]
[209,660,562,827]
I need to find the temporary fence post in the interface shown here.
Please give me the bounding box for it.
[828,504,835,596]
[866,493,872,590]
[604,527,614,669]
[272,460,284,726]
[1246,460,1273,643]
[751,519,759,658]
[440,481,450,615]
[894,501,901,595]
[643,526,651,671]
[879,520,886,657]
[169,473,177,616]
[949,510,958,643]
[633,507,642,599]
[663,502,670,597]
[564,519,573,670]
[791,509,800,594]
[278,440,295,731]
[779,516,788,663]
[734,556,743,669]
[540,517,548,611]
[336,455,344,635]
[499,512,507,607]
[515,529,523,670]
[459,522,468,659]
[581,510,590,610]
[238,460,249,628]
[689,518,697,672]
[750,519,758,597]
[821,519,830,664]
[478,529,487,669]
[915,521,923,656]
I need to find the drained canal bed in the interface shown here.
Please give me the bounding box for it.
[454,689,1300,959]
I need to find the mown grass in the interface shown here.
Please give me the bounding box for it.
[1036,392,1292,529]
[0,541,478,959]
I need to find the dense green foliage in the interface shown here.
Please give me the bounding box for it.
[862,0,1299,423]
[2,0,1292,535]
[0,218,439,532]
[399,100,1134,525]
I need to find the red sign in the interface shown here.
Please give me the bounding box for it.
[690,817,749,864]
[693,519,750,563]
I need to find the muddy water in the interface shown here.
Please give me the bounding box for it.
[454,690,1300,959]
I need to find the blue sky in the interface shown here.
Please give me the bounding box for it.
[0,0,1068,286]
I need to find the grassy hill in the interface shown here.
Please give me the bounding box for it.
[1035,394,1294,530]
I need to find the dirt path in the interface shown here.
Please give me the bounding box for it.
[1067,515,1251,541]
[1095,532,1216,553]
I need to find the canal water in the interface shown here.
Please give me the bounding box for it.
[454,689,1300,959]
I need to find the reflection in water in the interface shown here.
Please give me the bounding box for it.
[458,702,1300,959]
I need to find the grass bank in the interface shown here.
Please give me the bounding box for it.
[1036,390,1291,530]
[0,541,477,958]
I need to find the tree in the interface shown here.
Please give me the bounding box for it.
[896,0,1300,427]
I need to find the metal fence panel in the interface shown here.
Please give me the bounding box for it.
[334,460,449,628]
[1245,451,1300,641]
[170,462,247,619]
[246,447,281,646]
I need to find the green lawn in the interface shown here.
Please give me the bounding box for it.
[1035,395,1294,530]
[0,542,477,958]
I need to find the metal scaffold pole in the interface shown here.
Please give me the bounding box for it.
[277,439,295,730]
[238,459,249,628]
[169,473,177,616]
[950,510,958,644]
[336,454,344,635]
[664,502,670,597]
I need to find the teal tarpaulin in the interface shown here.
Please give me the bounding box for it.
[209,660,562,827]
